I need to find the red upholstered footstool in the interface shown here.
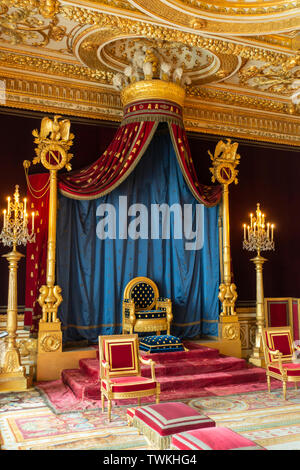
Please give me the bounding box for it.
[171,427,265,450]
[132,402,215,449]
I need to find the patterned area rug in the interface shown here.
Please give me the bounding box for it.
[2,386,300,449]
[188,388,300,450]
[0,389,147,450]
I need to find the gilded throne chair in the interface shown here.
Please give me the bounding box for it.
[122,277,172,336]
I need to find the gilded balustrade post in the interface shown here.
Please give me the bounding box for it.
[24,115,74,380]
[209,139,241,357]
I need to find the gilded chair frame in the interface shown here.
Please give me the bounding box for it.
[122,276,173,336]
[99,334,160,421]
[261,326,300,400]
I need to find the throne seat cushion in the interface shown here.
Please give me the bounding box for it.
[101,376,157,393]
[139,335,185,353]
[133,402,215,449]
[269,362,300,377]
[171,427,265,450]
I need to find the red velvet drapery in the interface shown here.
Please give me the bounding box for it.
[25,97,221,331]
[58,99,221,205]
[24,173,49,332]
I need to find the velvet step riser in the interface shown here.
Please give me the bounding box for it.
[61,343,267,403]
[78,355,247,381]
[61,364,267,401]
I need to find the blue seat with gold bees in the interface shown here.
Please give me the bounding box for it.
[122,277,173,336]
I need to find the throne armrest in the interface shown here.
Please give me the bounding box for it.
[139,356,157,381]
[100,359,112,384]
[123,299,136,324]
[156,298,172,323]
[266,346,284,371]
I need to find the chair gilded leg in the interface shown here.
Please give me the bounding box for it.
[283,381,287,400]
[101,392,105,412]
[108,399,112,422]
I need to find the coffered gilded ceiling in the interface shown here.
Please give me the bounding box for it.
[0,0,300,145]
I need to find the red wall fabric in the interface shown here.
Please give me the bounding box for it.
[293,301,300,341]
[24,173,49,332]
[267,301,289,327]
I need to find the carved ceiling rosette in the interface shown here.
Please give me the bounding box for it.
[73,26,241,89]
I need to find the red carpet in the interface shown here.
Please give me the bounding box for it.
[59,342,268,401]
[36,342,289,414]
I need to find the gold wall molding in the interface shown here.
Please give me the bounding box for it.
[183,103,300,146]
[187,86,294,115]
[2,72,300,146]
[0,72,122,120]
[0,50,113,84]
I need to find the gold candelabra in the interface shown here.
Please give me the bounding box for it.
[0,185,35,391]
[243,203,275,367]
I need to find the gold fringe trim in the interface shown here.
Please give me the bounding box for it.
[122,114,182,127]
[133,416,172,450]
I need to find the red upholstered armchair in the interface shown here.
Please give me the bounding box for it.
[261,326,300,399]
[99,334,160,421]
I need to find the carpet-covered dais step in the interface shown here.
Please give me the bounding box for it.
[61,343,267,402]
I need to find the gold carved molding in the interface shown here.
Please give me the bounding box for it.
[60,5,290,66]
[126,0,300,35]
[1,71,300,147]
[0,50,113,84]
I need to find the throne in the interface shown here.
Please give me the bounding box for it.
[122,277,172,335]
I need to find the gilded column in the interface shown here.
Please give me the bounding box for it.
[24,116,74,380]
[209,139,241,357]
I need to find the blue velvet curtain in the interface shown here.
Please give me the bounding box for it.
[56,128,220,342]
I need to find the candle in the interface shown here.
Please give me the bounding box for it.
[271,224,274,241]
[247,225,250,239]
[243,224,246,240]
[32,212,35,232]
[3,209,6,229]
[267,222,270,239]
[7,196,10,216]
[250,213,253,228]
